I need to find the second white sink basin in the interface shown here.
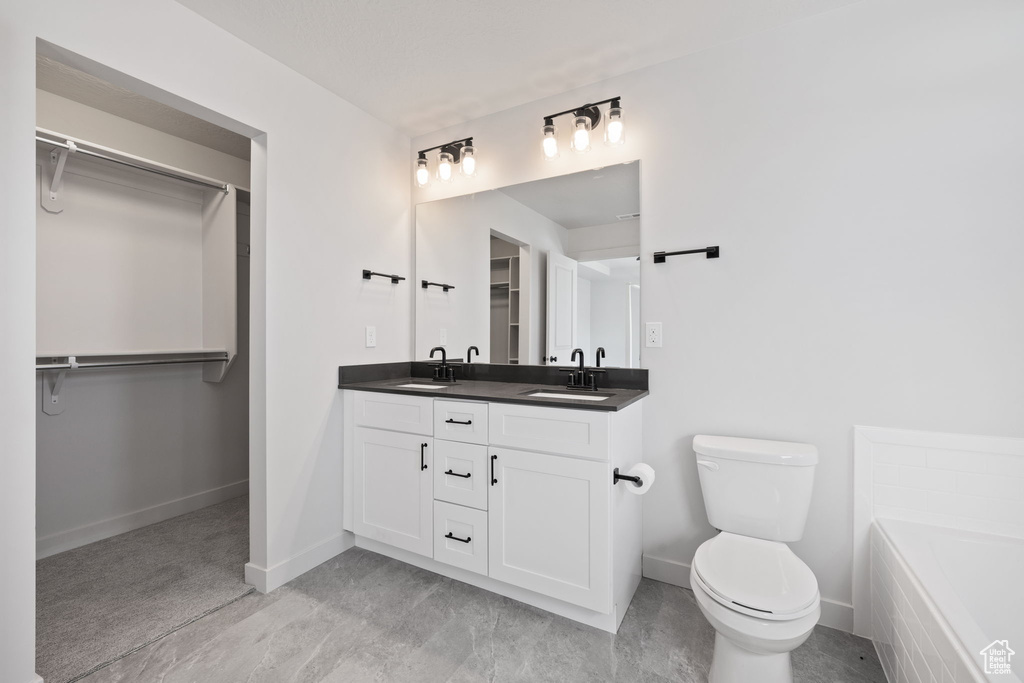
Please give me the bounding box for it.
[395,383,450,389]
[526,391,611,401]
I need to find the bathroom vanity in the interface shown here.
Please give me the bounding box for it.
[339,363,647,632]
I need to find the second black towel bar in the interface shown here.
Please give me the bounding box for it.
[653,246,720,263]
[362,269,405,284]
[422,280,455,292]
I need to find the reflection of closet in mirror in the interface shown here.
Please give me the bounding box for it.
[490,236,522,364]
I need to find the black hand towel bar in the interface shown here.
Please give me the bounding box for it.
[362,269,405,284]
[422,280,455,292]
[653,246,719,263]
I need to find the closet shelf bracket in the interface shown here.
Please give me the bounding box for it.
[44,141,76,214]
[42,356,77,416]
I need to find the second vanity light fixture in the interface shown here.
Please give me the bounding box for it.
[415,137,476,188]
[541,97,624,160]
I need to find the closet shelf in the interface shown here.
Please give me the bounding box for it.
[36,128,230,196]
[36,350,229,371]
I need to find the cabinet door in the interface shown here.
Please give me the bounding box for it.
[353,427,433,557]
[488,447,610,612]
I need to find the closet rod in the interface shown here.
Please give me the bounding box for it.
[36,135,229,194]
[36,352,229,371]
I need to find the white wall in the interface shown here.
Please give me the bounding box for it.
[588,280,631,368]
[567,219,640,261]
[412,0,1024,631]
[0,3,411,681]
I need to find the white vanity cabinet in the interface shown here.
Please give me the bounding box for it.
[351,393,434,557]
[343,389,643,633]
[488,447,611,612]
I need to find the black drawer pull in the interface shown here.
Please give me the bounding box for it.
[445,418,473,425]
[445,532,471,544]
[444,469,471,479]
[420,442,428,471]
[491,454,497,486]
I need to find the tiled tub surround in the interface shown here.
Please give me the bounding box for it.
[855,427,1024,683]
[870,520,1023,683]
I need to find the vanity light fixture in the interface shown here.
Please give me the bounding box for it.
[415,153,430,187]
[540,97,624,160]
[542,118,559,160]
[414,137,476,187]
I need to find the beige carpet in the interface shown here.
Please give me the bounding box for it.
[37,495,253,683]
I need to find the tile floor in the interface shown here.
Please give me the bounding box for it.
[83,547,885,682]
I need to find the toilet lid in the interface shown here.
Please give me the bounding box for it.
[693,533,819,616]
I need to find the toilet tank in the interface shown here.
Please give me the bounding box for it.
[693,435,818,542]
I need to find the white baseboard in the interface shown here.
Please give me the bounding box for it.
[246,530,354,593]
[36,480,249,559]
[642,553,692,589]
[33,675,44,683]
[642,553,855,633]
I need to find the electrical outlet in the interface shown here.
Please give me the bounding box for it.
[439,328,447,345]
[365,326,377,348]
[645,322,663,348]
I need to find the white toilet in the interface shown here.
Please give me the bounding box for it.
[690,435,820,683]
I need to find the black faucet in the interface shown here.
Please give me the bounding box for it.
[467,346,479,364]
[595,347,606,368]
[561,347,606,391]
[429,346,455,382]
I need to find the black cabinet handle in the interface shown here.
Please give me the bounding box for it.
[444,469,471,479]
[445,418,473,425]
[421,443,428,471]
[445,532,471,544]
[491,454,497,486]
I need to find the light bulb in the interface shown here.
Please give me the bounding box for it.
[415,155,430,187]
[460,144,476,177]
[542,122,559,160]
[605,105,624,145]
[571,115,591,153]
[437,151,454,182]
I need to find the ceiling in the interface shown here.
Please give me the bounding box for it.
[36,55,251,159]
[498,161,639,230]
[172,0,861,137]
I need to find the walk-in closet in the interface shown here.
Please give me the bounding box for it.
[33,53,252,683]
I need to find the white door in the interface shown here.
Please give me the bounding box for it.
[488,447,611,612]
[545,251,577,365]
[353,427,433,557]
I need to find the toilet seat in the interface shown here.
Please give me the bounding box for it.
[692,533,819,621]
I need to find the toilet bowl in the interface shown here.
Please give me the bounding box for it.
[689,532,820,682]
[690,435,820,683]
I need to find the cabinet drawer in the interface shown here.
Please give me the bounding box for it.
[488,403,609,460]
[433,500,488,575]
[434,400,488,444]
[433,440,488,511]
[354,392,433,435]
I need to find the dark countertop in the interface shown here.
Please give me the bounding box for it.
[339,376,648,412]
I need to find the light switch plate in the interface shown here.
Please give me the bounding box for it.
[645,322,663,347]
[365,326,377,348]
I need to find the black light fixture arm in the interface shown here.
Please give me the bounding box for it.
[543,96,621,124]
[417,137,474,162]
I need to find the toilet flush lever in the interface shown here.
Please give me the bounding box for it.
[696,460,720,471]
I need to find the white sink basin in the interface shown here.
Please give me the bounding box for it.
[394,383,450,389]
[526,391,610,401]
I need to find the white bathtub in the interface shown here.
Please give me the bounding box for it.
[871,518,1024,683]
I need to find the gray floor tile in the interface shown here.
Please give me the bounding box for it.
[82,546,884,683]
